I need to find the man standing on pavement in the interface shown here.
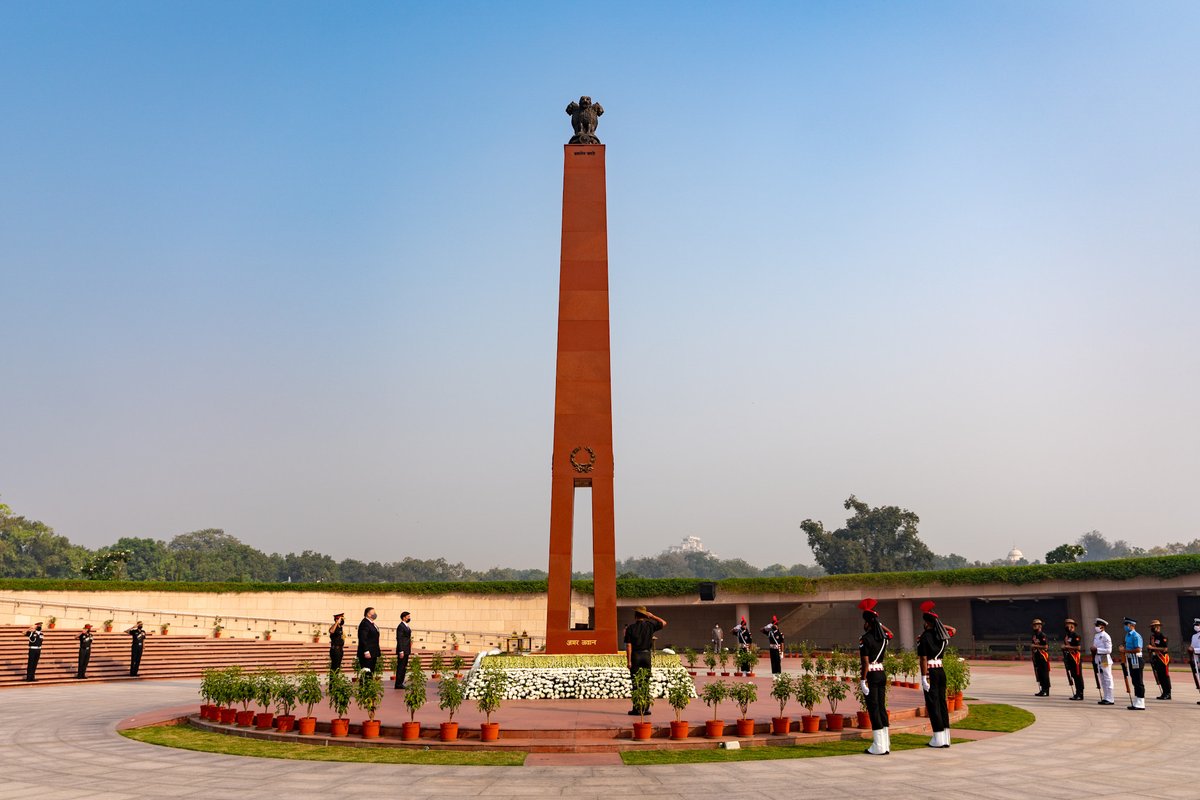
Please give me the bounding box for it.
[1188,617,1200,705]
[762,615,785,675]
[625,606,666,715]
[357,607,380,675]
[1062,618,1084,700]
[711,622,723,654]
[1030,618,1051,696]
[24,621,44,682]
[77,624,94,679]
[1119,617,1146,710]
[328,613,346,671]
[125,621,150,677]
[1092,617,1115,705]
[1147,619,1172,700]
[395,611,413,689]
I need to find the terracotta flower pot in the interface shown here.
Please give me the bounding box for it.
[705,719,726,738]
[439,722,459,742]
[825,713,844,731]
[856,710,870,728]
[297,717,317,735]
[219,708,237,724]
[706,671,716,676]
[733,671,743,677]
[235,710,255,727]
[669,720,690,740]
[275,715,295,733]
[735,718,755,737]
[199,705,211,719]
[330,718,350,737]
[401,721,421,740]
[361,720,381,739]
[770,716,791,735]
[747,672,756,677]
[254,712,274,729]
[800,714,821,733]
[213,631,221,638]
[480,722,500,742]
[720,672,730,677]
[632,721,653,740]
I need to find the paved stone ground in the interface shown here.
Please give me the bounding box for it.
[1,665,1197,800]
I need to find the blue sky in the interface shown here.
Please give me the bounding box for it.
[2,2,1197,569]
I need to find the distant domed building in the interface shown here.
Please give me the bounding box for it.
[1006,546,1024,565]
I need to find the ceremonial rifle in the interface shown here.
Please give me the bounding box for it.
[1119,659,1133,707]
[1190,651,1200,694]
[1091,653,1101,692]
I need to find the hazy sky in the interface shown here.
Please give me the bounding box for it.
[2,2,1198,571]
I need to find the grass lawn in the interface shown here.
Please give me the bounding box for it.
[953,703,1035,732]
[619,733,969,765]
[120,724,525,766]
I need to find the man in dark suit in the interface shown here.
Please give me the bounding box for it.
[395,611,413,689]
[357,607,380,675]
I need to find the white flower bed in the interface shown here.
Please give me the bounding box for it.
[464,660,696,701]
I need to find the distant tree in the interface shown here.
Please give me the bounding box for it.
[1076,530,1144,561]
[167,529,277,582]
[1146,539,1200,556]
[82,549,130,580]
[106,537,173,580]
[929,553,970,570]
[801,495,934,575]
[281,550,340,583]
[0,499,90,578]
[1045,543,1086,564]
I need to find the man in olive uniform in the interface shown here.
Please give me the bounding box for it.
[859,598,892,755]
[1147,619,1172,700]
[395,611,413,689]
[1031,618,1051,696]
[1119,616,1146,710]
[1062,618,1084,700]
[624,606,666,715]
[328,613,346,671]
[77,624,94,679]
[24,621,44,681]
[125,621,149,676]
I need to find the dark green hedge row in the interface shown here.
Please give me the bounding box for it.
[2,555,1197,597]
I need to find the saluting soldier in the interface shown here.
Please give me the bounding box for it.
[329,613,346,671]
[733,617,753,650]
[1188,617,1200,705]
[917,601,956,748]
[762,615,785,674]
[24,621,44,682]
[125,621,149,676]
[1062,618,1084,700]
[1119,617,1146,710]
[1092,617,1115,705]
[859,598,893,755]
[624,606,667,715]
[1147,619,1172,700]
[77,624,94,679]
[1031,618,1051,696]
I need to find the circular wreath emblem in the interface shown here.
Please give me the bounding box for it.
[569,446,597,474]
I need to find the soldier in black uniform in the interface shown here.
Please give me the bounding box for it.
[1062,618,1084,700]
[733,616,753,650]
[1147,619,1172,700]
[77,624,94,679]
[917,601,954,748]
[328,613,346,671]
[859,598,892,755]
[624,605,666,715]
[762,615,785,675]
[125,621,149,676]
[1031,618,1051,696]
[24,621,44,681]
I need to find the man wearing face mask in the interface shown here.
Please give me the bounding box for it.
[1146,619,1171,701]
[395,611,413,690]
[357,607,380,675]
[1187,617,1200,704]
[1091,617,1115,705]
[1119,617,1146,710]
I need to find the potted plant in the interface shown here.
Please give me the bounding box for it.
[734,647,755,677]
[253,670,279,729]
[853,679,870,728]
[387,655,399,682]
[47,616,56,630]
[823,676,848,731]
[683,648,698,676]
[700,680,728,738]
[629,667,654,740]
[429,652,444,680]
[218,666,240,724]
[943,647,970,710]
[354,668,385,738]
[401,656,427,740]
[475,667,508,741]
[801,653,813,675]
[901,650,920,688]
[296,665,323,735]
[102,619,114,633]
[212,616,224,638]
[437,675,465,741]
[452,653,466,678]
[274,674,299,732]
[703,646,718,676]
[884,652,901,687]
[796,673,822,733]
[449,632,459,651]
[262,629,273,642]
[814,654,827,680]
[667,675,692,739]
[310,624,322,644]
[234,671,258,726]
[160,622,170,635]
[326,669,353,736]
[730,681,758,736]
[769,673,793,735]
[717,647,731,676]
[198,668,214,718]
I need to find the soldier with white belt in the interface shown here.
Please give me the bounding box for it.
[1187,617,1200,705]
[1091,617,1115,705]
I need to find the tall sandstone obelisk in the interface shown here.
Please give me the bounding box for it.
[544,97,618,654]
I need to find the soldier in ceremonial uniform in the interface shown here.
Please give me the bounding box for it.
[328,613,346,671]
[77,624,94,679]
[1147,619,1172,700]
[859,598,892,755]
[917,601,955,748]
[1188,617,1200,705]
[1062,618,1084,700]
[125,621,149,677]
[1119,616,1146,710]
[624,606,666,715]
[1091,617,1115,704]
[1030,618,1051,696]
[762,615,785,674]
[732,617,753,651]
[24,621,44,682]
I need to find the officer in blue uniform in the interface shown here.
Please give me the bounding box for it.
[1119,616,1145,710]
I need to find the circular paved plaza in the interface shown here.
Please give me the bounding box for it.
[2,664,1196,800]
